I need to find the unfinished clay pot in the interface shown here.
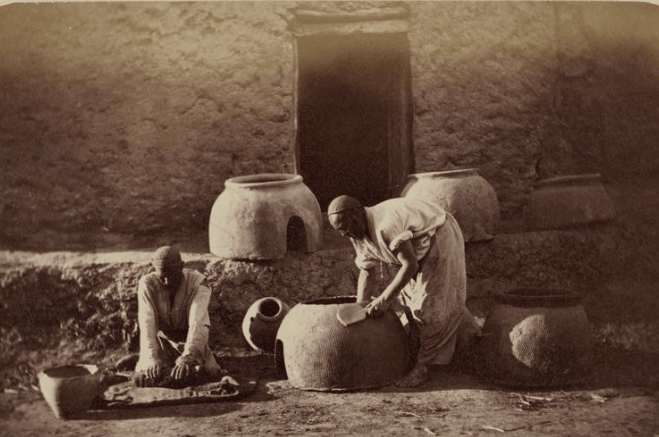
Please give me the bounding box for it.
[38,364,102,419]
[523,173,615,231]
[480,289,592,388]
[209,173,323,260]
[401,168,500,242]
[242,297,290,354]
[275,296,411,391]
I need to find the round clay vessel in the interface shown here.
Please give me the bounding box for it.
[38,364,102,419]
[275,296,411,391]
[401,168,500,242]
[209,173,323,260]
[523,173,615,230]
[480,289,592,388]
[242,297,290,354]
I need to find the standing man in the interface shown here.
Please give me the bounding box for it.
[327,195,479,387]
[134,246,221,387]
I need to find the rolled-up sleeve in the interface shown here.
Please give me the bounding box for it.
[177,284,212,366]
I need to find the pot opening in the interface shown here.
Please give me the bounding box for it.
[225,173,302,189]
[42,365,96,379]
[259,298,283,318]
[534,173,602,189]
[303,296,357,305]
[409,168,478,180]
[495,288,582,308]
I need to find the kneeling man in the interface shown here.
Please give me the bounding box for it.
[134,246,221,387]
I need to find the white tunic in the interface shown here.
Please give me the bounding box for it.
[350,197,473,365]
[135,269,221,374]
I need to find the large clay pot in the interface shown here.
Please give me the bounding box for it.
[38,364,102,419]
[209,173,323,260]
[242,297,290,354]
[480,289,592,388]
[401,168,500,242]
[275,296,411,391]
[523,173,615,231]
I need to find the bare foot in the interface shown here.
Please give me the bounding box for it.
[396,362,428,387]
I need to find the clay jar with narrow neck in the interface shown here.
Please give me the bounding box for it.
[401,168,500,242]
[209,173,323,260]
[242,297,290,354]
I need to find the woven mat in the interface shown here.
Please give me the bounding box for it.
[99,374,257,409]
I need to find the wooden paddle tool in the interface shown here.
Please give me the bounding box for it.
[336,302,368,327]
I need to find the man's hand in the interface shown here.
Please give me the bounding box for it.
[171,362,194,380]
[133,363,162,387]
[365,295,390,316]
[146,363,162,380]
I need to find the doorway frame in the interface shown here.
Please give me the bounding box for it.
[289,7,415,206]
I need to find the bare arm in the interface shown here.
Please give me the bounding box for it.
[365,240,418,314]
[356,267,376,303]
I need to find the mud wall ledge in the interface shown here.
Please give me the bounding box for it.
[2,222,657,364]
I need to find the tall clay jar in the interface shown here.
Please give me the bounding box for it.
[242,297,290,354]
[209,173,323,260]
[479,289,592,388]
[523,173,616,231]
[401,168,500,242]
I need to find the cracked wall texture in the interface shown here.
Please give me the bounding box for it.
[1,2,659,246]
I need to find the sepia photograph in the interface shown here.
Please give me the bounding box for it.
[1,1,658,435]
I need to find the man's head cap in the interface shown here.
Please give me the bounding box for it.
[328,195,362,216]
[152,246,182,269]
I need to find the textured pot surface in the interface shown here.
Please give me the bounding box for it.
[523,173,616,230]
[38,364,101,419]
[401,168,500,242]
[242,297,290,354]
[209,173,323,260]
[480,289,592,388]
[275,296,411,391]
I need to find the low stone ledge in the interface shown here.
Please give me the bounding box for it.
[1,222,656,361]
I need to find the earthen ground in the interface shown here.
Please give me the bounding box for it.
[1,340,658,437]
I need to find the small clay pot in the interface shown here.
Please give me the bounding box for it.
[275,296,411,391]
[242,297,290,354]
[209,173,323,260]
[401,168,500,242]
[523,173,615,230]
[38,364,102,419]
[480,289,592,388]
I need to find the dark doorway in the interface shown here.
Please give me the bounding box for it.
[296,32,414,211]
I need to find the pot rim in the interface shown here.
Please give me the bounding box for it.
[39,364,99,379]
[406,168,479,180]
[534,173,602,189]
[256,297,287,321]
[494,288,583,307]
[225,173,303,189]
[299,295,358,306]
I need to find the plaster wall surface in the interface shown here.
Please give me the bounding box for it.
[1,2,659,244]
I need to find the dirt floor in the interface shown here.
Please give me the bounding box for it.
[1,343,658,437]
